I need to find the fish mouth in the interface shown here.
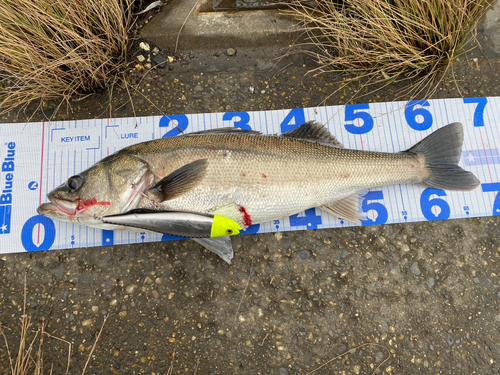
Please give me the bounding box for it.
[38,195,78,217]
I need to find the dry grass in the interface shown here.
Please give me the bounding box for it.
[0,0,137,114]
[290,0,492,98]
[0,276,109,375]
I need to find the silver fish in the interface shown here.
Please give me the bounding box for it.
[37,121,480,262]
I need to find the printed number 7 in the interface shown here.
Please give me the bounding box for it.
[481,183,500,215]
[463,98,488,127]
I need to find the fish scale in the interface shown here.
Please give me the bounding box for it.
[134,132,426,226]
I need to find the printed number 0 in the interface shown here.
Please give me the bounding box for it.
[361,191,388,225]
[21,215,56,251]
[420,188,450,221]
[344,104,373,134]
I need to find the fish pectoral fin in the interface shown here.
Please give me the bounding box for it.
[149,159,208,201]
[192,237,234,264]
[282,121,344,148]
[320,194,366,224]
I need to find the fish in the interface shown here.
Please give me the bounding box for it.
[37,121,480,262]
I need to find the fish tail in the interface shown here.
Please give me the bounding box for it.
[405,122,480,191]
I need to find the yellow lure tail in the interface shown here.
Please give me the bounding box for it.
[210,215,242,237]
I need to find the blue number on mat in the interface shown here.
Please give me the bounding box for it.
[361,191,388,225]
[289,208,322,229]
[102,230,114,246]
[21,215,55,251]
[280,108,306,133]
[420,188,450,221]
[223,112,252,130]
[240,224,260,234]
[345,104,374,134]
[405,100,433,131]
[464,97,488,127]
[481,182,500,215]
[162,234,187,241]
[160,114,189,138]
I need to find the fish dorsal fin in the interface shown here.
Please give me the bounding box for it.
[192,237,234,264]
[282,121,344,148]
[185,127,261,136]
[320,193,366,224]
[149,159,208,201]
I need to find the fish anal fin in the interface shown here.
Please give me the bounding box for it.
[282,121,344,148]
[320,194,366,224]
[149,159,208,202]
[192,237,234,264]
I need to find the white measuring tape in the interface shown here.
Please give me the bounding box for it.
[0,97,497,253]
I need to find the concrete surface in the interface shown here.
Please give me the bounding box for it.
[1,2,500,375]
[139,0,302,51]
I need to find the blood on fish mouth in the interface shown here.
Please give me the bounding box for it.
[48,195,110,216]
[75,197,110,214]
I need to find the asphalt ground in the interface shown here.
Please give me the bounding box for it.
[1,6,500,375]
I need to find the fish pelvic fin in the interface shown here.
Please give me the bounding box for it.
[320,193,367,224]
[192,237,234,264]
[149,159,208,201]
[405,122,480,191]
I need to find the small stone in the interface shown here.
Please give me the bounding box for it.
[139,42,150,51]
[279,368,288,375]
[193,84,203,93]
[447,333,454,346]
[167,56,175,63]
[91,306,99,313]
[375,351,385,363]
[152,54,167,68]
[275,232,283,241]
[144,63,151,69]
[410,261,421,276]
[119,311,127,318]
[135,64,144,71]
[81,319,93,327]
[364,252,372,259]
[109,299,118,306]
[144,276,153,285]
[352,365,361,374]
[400,243,410,252]
[299,250,310,261]
[126,284,138,294]
[152,290,160,299]
[226,48,236,56]
[136,54,145,62]
[428,276,435,290]
[152,47,159,54]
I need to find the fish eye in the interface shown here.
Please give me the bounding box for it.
[226,229,233,235]
[67,175,83,192]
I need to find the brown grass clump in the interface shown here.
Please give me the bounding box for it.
[290,0,492,98]
[0,0,136,114]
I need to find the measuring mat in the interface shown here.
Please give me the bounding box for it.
[0,97,498,254]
